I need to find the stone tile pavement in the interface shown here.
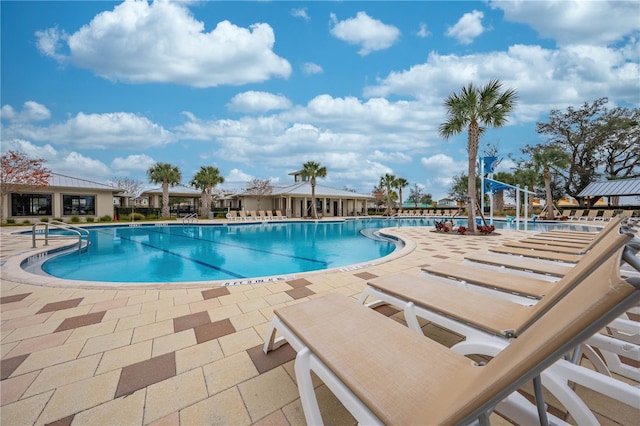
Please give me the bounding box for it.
[1,222,638,425]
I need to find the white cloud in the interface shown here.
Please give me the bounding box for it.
[226,168,253,184]
[291,8,310,21]
[227,91,292,113]
[301,62,323,75]
[417,23,430,38]
[0,101,51,123]
[445,10,486,45]
[329,11,401,56]
[3,110,176,149]
[1,139,58,159]
[111,154,156,172]
[36,0,291,87]
[59,152,111,176]
[491,0,640,46]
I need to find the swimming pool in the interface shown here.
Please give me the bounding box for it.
[35,218,598,284]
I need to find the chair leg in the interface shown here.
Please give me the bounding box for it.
[295,347,324,425]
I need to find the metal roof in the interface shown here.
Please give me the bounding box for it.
[142,185,202,196]
[48,173,118,191]
[268,182,373,199]
[578,178,640,197]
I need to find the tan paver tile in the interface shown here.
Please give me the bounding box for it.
[175,339,224,374]
[202,351,258,395]
[0,390,54,426]
[188,297,222,313]
[241,286,273,300]
[180,386,251,426]
[263,292,293,306]
[0,311,53,332]
[238,366,299,422]
[207,303,243,322]
[89,296,128,313]
[217,292,249,306]
[113,309,153,331]
[70,387,145,426]
[252,409,290,426]
[95,340,153,375]
[36,370,120,425]
[66,318,117,342]
[127,292,160,306]
[143,367,208,424]
[230,310,267,331]
[23,353,102,397]
[131,319,174,343]
[155,303,192,322]
[1,370,38,405]
[237,297,270,314]
[1,318,63,344]
[11,339,85,376]
[4,329,72,358]
[147,411,179,426]
[140,297,175,314]
[219,328,263,356]
[79,328,133,357]
[152,329,197,357]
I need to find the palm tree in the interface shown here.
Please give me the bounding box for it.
[147,162,182,218]
[439,79,518,232]
[380,173,396,216]
[394,177,409,210]
[300,161,327,219]
[529,146,569,219]
[190,166,224,217]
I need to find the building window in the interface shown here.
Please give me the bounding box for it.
[11,193,52,216]
[62,195,95,216]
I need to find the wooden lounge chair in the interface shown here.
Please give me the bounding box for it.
[275,210,287,220]
[264,238,639,425]
[266,210,275,220]
[238,210,249,221]
[249,210,260,220]
[258,210,270,220]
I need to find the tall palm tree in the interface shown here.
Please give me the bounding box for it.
[301,161,327,219]
[394,177,409,210]
[190,166,224,217]
[439,79,518,232]
[529,146,569,219]
[380,173,396,216]
[147,162,182,218]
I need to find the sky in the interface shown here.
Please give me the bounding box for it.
[1,0,639,200]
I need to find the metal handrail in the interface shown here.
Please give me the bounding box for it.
[182,213,198,223]
[32,221,90,254]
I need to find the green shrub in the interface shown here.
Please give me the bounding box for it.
[99,215,113,222]
[70,216,81,223]
[131,212,145,221]
[119,214,130,221]
[52,217,63,222]
[85,216,95,223]
[22,219,31,225]
[40,217,49,223]
[146,213,157,220]
[6,218,16,224]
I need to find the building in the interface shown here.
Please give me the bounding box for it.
[2,173,118,221]
[239,171,373,217]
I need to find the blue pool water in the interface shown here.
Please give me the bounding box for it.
[38,218,598,283]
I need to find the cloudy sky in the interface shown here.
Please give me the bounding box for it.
[1,0,638,200]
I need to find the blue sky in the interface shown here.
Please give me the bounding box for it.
[1,1,639,200]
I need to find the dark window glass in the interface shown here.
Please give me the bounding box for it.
[62,195,95,216]
[11,193,52,216]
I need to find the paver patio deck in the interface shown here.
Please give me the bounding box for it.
[1,220,638,425]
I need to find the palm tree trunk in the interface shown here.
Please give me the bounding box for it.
[162,181,169,218]
[311,178,317,219]
[467,122,479,232]
[543,167,554,219]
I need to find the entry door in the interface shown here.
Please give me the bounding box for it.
[333,201,338,216]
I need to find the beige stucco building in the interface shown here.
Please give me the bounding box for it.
[2,173,118,221]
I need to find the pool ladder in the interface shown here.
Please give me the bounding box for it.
[182,213,198,223]
[32,221,90,254]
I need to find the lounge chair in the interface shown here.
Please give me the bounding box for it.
[596,210,614,221]
[275,210,287,220]
[238,210,249,221]
[464,252,573,278]
[249,210,260,220]
[258,210,270,220]
[266,210,275,220]
[582,209,600,220]
[569,209,584,220]
[263,238,639,425]
[225,210,239,221]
